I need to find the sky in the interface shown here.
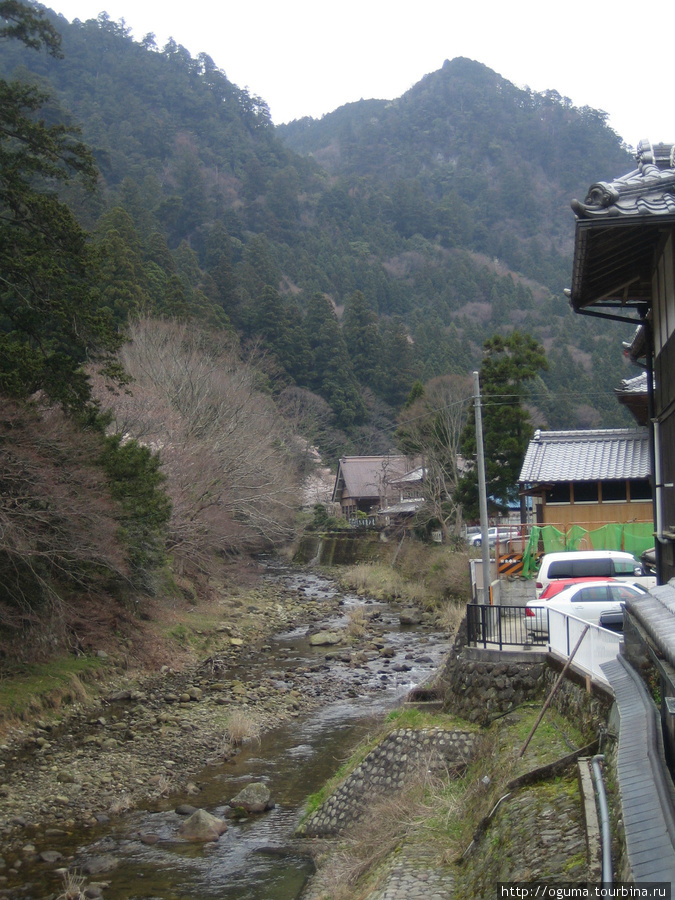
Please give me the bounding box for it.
[48,0,670,150]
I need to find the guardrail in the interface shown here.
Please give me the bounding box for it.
[466,603,623,685]
[546,608,621,685]
[466,603,531,649]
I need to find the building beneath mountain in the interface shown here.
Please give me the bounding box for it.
[331,456,423,520]
[519,428,652,530]
[567,138,675,582]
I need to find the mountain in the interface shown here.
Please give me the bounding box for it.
[279,57,631,293]
[1,11,641,447]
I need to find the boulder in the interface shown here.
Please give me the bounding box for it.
[178,808,228,842]
[309,631,342,646]
[229,782,272,813]
[81,854,120,876]
[399,608,423,626]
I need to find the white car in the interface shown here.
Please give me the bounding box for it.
[525,580,648,637]
[534,550,656,597]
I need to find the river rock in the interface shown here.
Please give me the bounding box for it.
[230,782,272,813]
[309,631,342,646]
[178,809,228,842]
[82,854,120,875]
[175,804,198,816]
[399,608,423,626]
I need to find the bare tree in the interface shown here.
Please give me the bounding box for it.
[396,375,473,537]
[0,401,127,638]
[91,318,302,571]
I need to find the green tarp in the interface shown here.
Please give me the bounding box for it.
[521,522,654,576]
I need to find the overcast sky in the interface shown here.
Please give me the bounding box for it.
[49,0,669,152]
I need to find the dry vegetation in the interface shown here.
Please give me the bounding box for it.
[334,539,471,634]
[223,707,262,748]
[306,705,590,900]
[91,318,302,573]
[0,401,128,648]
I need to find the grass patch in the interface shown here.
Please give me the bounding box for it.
[385,706,475,732]
[0,654,104,730]
[306,701,594,896]
[334,542,471,622]
[223,708,262,748]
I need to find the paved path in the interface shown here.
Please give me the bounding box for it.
[364,846,454,900]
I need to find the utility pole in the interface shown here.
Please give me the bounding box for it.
[473,371,491,603]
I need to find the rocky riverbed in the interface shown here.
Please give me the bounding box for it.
[0,565,452,898]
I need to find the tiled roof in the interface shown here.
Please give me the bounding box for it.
[377,499,424,516]
[614,372,651,425]
[616,371,649,395]
[570,140,675,311]
[519,428,650,484]
[332,456,411,501]
[625,583,675,673]
[572,141,675,221]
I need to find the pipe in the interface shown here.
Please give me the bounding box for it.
[591,754,613,885]
[654,419,663,544]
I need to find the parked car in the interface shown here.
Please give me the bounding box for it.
[468,526,522,547]
[526,580,648,637]
[539,576,617,601]
[535,550,656,597]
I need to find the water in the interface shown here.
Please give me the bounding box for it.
[12,567,451,900]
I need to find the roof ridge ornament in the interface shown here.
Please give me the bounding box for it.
[637,138,675,171]
[571,139,675,219]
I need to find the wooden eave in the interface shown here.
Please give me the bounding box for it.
[570,216,675,312]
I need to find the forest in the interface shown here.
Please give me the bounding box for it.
[0,2,646,655]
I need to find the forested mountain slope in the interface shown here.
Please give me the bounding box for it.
[2,10,641,444]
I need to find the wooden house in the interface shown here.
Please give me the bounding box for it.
[331,456,422,519]
[567,138,675,578]
[519,428,652,528]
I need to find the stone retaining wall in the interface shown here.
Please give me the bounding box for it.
[440,629,547,724]
[298,727,477,837]
[439,623,612,731]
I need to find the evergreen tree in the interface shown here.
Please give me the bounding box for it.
[0,1,122,410]
[456,331,548,518]
[379,317,418,408]
[304,292,366,429]
[342,290,383,391]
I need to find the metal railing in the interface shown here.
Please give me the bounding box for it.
[466,603,532,649]
[466,603,623,684]
[546,608,622,685]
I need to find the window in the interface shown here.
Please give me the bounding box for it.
[628,479,652,501]
[577,586,610,602]
[545,484,570,504]
[613,559,642,576]
[548,561,574,578]
[572,481,598,504]
[611,585,642,601]
[601,481,627,503]
[573,558,612,577]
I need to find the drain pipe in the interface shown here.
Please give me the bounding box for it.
[591,755,613,885]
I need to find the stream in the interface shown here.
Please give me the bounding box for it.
[7,567,452,900]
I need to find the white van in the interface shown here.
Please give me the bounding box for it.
[535,550,656,598]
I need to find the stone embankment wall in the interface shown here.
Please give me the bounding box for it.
[439,621,612,729]
[440,628,547,724]
[294,532,384,566]
[298,727,477,837]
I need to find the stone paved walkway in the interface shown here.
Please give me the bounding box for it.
[364,846,454,900]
